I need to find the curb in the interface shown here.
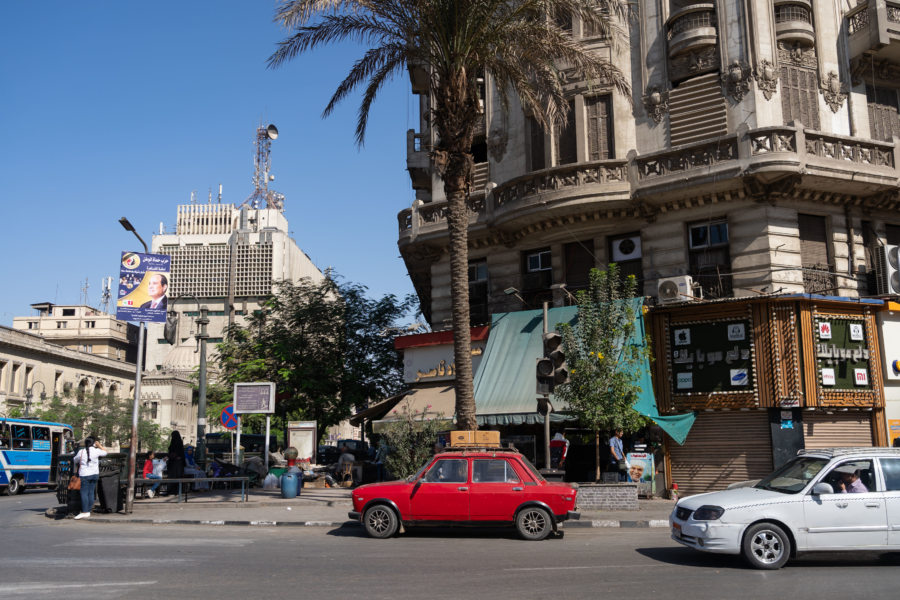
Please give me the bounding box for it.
[46,508,669,529]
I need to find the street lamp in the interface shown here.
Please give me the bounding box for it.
[24,381,47,418]
[119,216,148,514]
[181,295,210,466]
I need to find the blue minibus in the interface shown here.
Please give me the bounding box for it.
[0,417,74,495]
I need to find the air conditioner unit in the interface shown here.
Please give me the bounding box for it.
[657,275,696,304]
[874,244,900,296]
[611,235,642,263]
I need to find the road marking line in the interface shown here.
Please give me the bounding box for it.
[7,581,157,592]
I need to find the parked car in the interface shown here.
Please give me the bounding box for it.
[317,445,340,465]
[349,447,580,540]
[669,447,900,569]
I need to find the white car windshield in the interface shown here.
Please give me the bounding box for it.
[754,456,829,494]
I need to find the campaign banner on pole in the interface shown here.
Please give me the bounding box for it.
[115,251,171,323]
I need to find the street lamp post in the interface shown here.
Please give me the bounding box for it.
[24,381,47,418]
[182,295,210,465]
[119,216,148,515]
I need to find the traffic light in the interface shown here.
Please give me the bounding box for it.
[536,332,569,395]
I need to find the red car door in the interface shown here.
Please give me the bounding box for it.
[410,458,470,521]
[469,458,526,521]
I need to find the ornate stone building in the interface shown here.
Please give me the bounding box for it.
[397,1,900,490]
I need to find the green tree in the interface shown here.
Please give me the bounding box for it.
[268,0,631,430]
[554,264,651,480]
[379,402,449,479]
[213,276,414,441]
[33,395,169,450]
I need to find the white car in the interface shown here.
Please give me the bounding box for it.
[669,447,900,569]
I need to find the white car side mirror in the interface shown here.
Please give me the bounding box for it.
[811,482,833,495]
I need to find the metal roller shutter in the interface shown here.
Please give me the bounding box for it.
[802,412,873,449]
[668,411,773,496]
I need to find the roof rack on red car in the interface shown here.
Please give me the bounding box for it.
[439,445,520,454]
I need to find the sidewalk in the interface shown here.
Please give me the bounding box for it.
[45,486,675,529]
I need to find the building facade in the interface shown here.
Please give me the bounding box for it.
[0,325,135,421]
[12,303,138,363]
[396,1,900,490]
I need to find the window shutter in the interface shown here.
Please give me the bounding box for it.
[586,96,612,161]
[668,73,727,146]
[798,214,830,268]
[555,99,577,165]
[527,117,545,171]
[781,66,820,130]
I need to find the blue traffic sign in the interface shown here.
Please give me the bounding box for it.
[220,405,238,429]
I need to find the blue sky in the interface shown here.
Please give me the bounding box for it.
[0,1,417,326]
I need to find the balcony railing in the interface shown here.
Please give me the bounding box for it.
[805,131,895,167]
[399,126,898,236]
[636,136,738,179]
[802,265,838,294]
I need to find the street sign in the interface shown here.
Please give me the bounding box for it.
[220,405,238,429]
[234,382,275,414]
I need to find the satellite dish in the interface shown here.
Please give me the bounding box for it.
[266,124,279,140]
[658,280,679,301]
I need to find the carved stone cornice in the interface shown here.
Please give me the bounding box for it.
[721,61,752,102]
[642,86,670,123]
[754,59,779,101]
[777,41,817,69]
[669,46,719,83]
[850,56,900,86]
[820,71,847,113]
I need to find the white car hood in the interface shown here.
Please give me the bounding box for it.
[677,486,794,511]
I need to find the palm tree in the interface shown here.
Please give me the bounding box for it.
[268,0,631,430]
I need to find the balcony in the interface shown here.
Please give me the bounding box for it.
[774,1,815,47]
[666,4,717,58]
[400,126,898,249]
[847,1,900,62]
[406,129,431,190]
[398,159,629,242]
[633,125,897,201]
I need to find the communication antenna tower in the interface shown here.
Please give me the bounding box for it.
[242,123,285,211]
[100,277,112,313]
[80,278,90,306]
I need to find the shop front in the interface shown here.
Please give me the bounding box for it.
[650,294,887,496]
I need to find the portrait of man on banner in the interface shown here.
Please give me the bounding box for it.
[115,251,171,324]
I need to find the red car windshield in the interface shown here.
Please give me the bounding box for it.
[518,455,545,482]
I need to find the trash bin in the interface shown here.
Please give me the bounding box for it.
[98,471,123,513]
[280,471,300,499]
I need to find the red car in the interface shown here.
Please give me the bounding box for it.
[349,448,580,540]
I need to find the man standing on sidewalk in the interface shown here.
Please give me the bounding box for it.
[608,429,625,482]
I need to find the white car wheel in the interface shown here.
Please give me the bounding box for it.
[742,523,790,570]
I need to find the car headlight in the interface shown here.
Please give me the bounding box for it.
[692,505,725,520]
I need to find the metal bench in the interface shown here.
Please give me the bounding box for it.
[133,476,250,502]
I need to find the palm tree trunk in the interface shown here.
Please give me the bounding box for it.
[446,182,476,431]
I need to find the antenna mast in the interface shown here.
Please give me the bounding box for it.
[242,124,284,211]
[100,277,112,313]
[81,278,90,306]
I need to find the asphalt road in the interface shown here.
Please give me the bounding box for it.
[3,491,898,599]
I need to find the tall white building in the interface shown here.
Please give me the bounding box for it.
[146,126,325,375]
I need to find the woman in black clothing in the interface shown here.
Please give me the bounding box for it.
[166,430,186,495]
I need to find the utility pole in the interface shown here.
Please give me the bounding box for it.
[196,306,209,465]
[119,217,148,515]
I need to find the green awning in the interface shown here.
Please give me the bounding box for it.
[624,298,695,445]
[473,306,578,420]
[472,301,695,444]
